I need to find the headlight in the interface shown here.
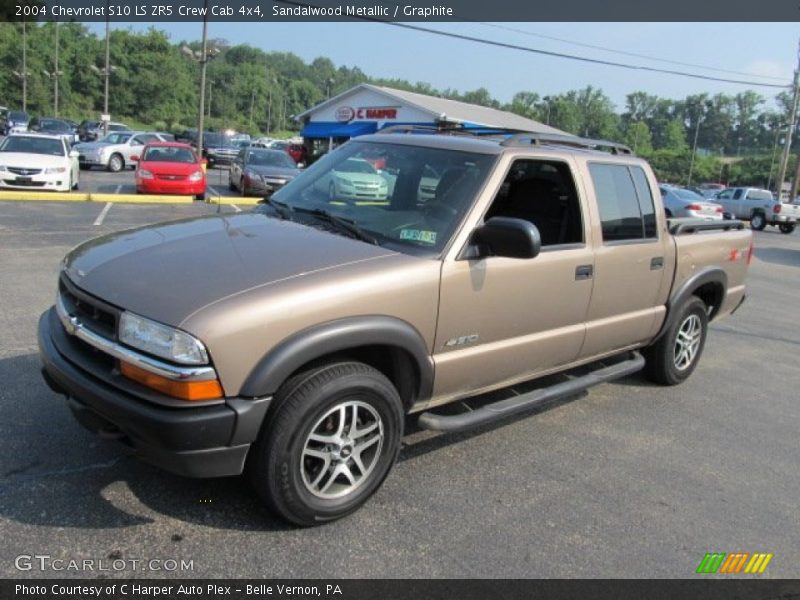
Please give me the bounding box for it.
[44,166,67,174]
[188,170,203,182]
[339,178,354,188]
[137,169,154,180]
[119,311,209,365]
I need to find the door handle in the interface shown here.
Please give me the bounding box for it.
[650,257,664,270]
[575,264,593,280]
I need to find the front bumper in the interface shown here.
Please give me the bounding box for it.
[38,308,271,478]
[137,179,206,195]
[0,172,70,191]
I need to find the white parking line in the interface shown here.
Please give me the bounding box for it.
[93,202,112,226]
[114,184,122,194]
[208,185,222,197]
[230,204,242,212]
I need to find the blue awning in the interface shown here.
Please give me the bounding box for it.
[300,121,378,139]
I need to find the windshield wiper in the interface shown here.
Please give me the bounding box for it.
[259,197,295,221]
[297,208,380,246]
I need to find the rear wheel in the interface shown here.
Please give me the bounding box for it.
[107,154,123,173]
[750,212,766,231]
[779,223,795,234]
[643,296,708,386]
[248,362,403,526]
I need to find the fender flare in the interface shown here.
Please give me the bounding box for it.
[653,267,727,342]
[239,316,434,403]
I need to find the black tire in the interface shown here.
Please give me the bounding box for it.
[643,296,708,386]
[240,178,248,197]
[79,164,90,171]
[195,192,206,201]
[248,361,404,526]
[228,176,236,191]
[750,212,767,231]
[107,153,124,173]
[779,223,795,234]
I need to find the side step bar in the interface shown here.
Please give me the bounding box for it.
[417,352,645,433]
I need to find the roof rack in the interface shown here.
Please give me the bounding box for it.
[500,133,634,155]
[378,124,527,137]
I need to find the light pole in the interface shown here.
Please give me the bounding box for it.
[326,77,335,99]
[767,127,783,192]
[181,0,219,156]
[543,96,552,125]
[102,8,111,135]
[207,80,213,118]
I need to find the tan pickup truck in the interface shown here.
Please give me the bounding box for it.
[39,130,752,526]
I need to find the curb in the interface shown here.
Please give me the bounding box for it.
[0,191,195,204]
[206,196,260,205]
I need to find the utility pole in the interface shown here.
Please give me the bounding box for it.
[22,20,28,112]
[54,22,60,116]
[249,89,255,128]
[776,40,800,201]
[197,0,209,154]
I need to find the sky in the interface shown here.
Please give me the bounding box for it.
[86,21,798,111]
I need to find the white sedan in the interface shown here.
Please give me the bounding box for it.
[0,133,80,192]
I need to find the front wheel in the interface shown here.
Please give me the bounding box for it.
[779,223,795,234]
[643,296,708,386]
[248,362,403,526]
[750,212,767,231]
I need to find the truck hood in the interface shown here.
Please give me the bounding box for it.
[63,213,396,327]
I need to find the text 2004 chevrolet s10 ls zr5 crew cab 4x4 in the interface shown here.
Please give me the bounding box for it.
[39,129,751,526]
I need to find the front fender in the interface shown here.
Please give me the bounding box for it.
[240,316,434,402]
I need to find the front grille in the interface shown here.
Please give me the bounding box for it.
[59,277,119,340]
[4,179,45,187]
[157,174,187,181]
[8,167,42,175]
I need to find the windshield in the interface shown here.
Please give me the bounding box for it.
[673,189,703,200]
[248,149,296,168]
[0,136,64,156]
[98,133,132,144]
[205,133,237,147]
[142,146,197,163]
[108,124,129,132]
[40,119,71,132]
[265,140,496,255]
[8,111,28,121]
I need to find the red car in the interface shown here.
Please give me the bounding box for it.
[133,142,207,200]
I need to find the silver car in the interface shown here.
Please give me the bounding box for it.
[659,186,724,220]
[74,131,168,172]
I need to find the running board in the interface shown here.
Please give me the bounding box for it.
[417,352,645,433]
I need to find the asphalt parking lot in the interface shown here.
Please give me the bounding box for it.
[0,200,798,579]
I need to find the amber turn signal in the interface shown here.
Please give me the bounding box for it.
[119,361,223,401]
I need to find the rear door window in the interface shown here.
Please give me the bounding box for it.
[588,163,656,242]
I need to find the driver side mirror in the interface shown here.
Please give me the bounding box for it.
[464,217,541,260]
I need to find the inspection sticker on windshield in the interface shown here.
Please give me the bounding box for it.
[400,229,437,244]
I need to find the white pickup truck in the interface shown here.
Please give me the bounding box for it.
[714,187,800,234]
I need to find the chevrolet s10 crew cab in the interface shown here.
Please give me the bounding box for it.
[39,129,752,525]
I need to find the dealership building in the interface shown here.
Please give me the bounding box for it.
[296,83,565,149]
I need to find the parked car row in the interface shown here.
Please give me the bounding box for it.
[659,183,798,234]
